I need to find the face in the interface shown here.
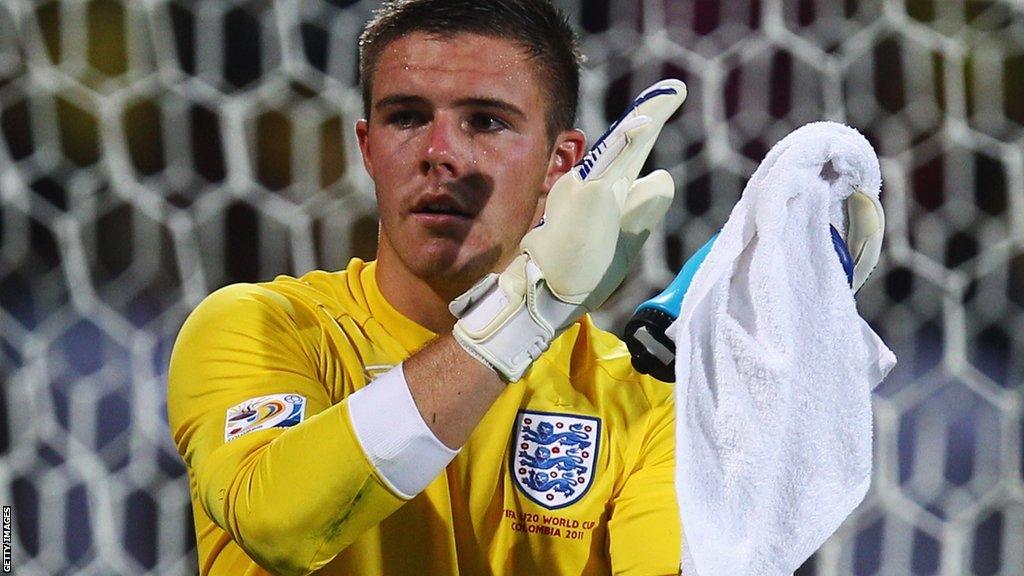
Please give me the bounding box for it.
[356,32,584,295]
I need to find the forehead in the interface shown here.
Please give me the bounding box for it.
[371,32,547,110]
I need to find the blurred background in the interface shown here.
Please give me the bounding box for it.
[1,0,1023,574]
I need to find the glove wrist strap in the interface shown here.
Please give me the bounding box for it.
[451,262,580,382]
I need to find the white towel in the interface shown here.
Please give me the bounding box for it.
[668,122,897,576]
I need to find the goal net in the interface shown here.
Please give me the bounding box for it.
[0,0,1021,574]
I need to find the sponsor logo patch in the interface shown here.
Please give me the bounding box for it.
[510,410,601,510]
[225,394,306,442]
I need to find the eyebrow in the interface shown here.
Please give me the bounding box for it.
[374,94,526,120]
[375,94,428,110]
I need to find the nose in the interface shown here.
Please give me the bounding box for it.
[421,113,464,178]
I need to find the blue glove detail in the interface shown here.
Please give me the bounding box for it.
[624,225,855,382]
[577,86,683,181]
[831,225,854,287]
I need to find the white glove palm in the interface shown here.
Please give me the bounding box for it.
[451,79,687,381]
[847,189,885,292]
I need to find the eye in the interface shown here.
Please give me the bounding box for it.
[386,110,426,129]
[467,113,509,133]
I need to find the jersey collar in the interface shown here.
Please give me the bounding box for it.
[361,260,437,353]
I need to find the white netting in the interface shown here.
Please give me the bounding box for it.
[1,0,1022,574]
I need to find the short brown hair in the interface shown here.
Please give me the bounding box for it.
[359,0,584,141]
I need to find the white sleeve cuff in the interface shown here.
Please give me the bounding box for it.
[346,363,459,499]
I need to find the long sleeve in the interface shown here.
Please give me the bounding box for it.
[167,283,406,576]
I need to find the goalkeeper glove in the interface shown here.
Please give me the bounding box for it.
[846,189,884,292]
[449,79,687,382]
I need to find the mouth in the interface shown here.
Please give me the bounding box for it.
[410,194,477,222]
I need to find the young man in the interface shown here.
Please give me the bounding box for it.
[168,1,685,574]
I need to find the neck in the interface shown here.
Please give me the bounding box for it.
[374,254,474,334]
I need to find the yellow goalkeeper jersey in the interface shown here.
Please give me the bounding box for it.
[168,259,679,576]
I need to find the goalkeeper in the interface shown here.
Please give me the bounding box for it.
[168,1,684,574]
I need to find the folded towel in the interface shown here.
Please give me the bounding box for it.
[668,122,897,576]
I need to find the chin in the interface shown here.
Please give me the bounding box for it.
[412,242,504,287]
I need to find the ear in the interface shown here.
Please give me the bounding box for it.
[542,128,586,192]
[355,119,374,178]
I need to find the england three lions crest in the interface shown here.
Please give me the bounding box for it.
[510,410,601,510]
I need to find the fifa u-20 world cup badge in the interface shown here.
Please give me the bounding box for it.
[224,393,306,442]
[510,410,601,510]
